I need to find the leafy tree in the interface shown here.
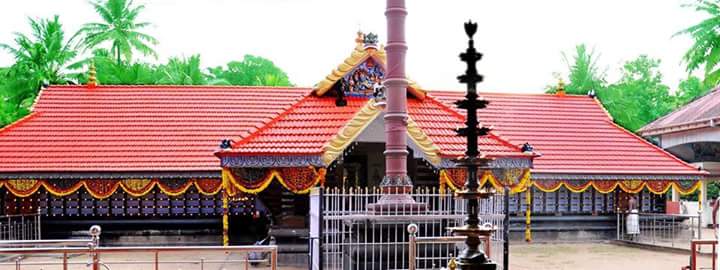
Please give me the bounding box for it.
[208,55,292,86]
[597,55,674,131]
[675,76,712,106]
[75,0,157,64]
[676,0,720,87]
[156,55,208,85]
[0,16,77,126]
[548,44,606,94]
[70,48,158,85]
[0,15,77,87]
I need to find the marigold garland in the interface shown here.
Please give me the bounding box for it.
[440,169,702,195]
[0,179,224,198]
[439,168,532,194]
[222,166,326,194]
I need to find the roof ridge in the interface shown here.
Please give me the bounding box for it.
[589,96,702,173]
[0,112,40,135]
[605,119,705,174]
[425,94,526,155]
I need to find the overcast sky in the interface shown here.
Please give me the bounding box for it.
[0,0,701,93]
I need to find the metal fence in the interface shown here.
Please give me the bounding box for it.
[0,211,41,241]
[0,225,278,270]
[319,186,504,270]
[617,211,701,248]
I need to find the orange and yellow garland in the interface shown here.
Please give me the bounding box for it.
[222,166,326,195]
[0,179,223,199]
[0,167,327,199]
[439,168,532,194]
[440,169,701,195]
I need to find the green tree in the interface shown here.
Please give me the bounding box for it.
[676,0,720,87]
[0,16,77,87]
[71,48,158,85]
[675,76,712,106]
[156,55,208,85]
[0,16,77,126]
[75,0,158,64]
[208,55,292,86]
[597,55,674,131]
[548,44,606,94]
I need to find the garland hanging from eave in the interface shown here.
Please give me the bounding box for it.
[222,166,326,195]
[439,168,532,194]
[0,179,223,199]
[530,179,701,195]
[439,169,702,195]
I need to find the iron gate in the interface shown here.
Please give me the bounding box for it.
[311,187,505,270]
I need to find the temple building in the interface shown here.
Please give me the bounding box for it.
[639,87,720,221]
[0,33,707,244]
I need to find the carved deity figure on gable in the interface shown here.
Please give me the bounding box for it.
[341,58,385,97]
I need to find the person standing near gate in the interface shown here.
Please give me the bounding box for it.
[626,195,640,240]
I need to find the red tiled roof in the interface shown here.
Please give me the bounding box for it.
[407,97,527,158]
[639,87,720,136]
[226,95,365,155]
[0,85,309,172]
[224,95,527,160]
[431,91,704,176]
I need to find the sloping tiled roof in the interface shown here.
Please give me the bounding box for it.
[225,95,366,156]
[0,84,703,177]
[639,87,720,136]
[222,95,528,165]
[431,91,704,176]
[407,97,527,159]
[0,85,309,172]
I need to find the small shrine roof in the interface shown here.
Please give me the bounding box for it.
[431,91,705,177]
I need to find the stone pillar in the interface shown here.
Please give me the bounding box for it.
[382,0,411,189]
[367,0,424,212]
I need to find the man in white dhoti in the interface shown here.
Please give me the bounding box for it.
[626,195,640,239]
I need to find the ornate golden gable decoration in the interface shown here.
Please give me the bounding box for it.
[313,33,425,99]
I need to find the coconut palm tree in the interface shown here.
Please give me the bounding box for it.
[0,15,77,87]
[0,16,77,126]
[75,0,158,64]
[676,0,720,87]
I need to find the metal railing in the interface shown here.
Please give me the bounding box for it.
[0,225,279,270]
[0,210,41,241]
[407,223,494,270]
[320,186,504,270]
[617,211,701,248]
[685,239,717,270]
[0,245,279,270]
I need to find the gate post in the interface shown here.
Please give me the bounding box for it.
[309,187,323,270]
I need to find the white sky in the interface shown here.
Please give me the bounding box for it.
[0,0,701,93]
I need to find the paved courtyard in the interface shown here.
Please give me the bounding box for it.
[510,243,710,270]
[0,242,713,270]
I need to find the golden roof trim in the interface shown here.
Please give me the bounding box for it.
[321,99,382,165]
[406,117,442,166]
